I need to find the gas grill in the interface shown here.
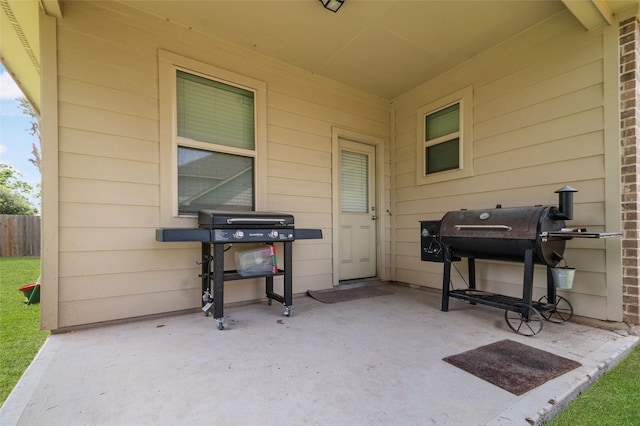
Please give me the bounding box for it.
[421,186,620,335]
[156,211,322,330]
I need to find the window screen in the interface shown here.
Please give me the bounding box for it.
[178,147,254,214]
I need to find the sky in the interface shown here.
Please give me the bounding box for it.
[0,62,41,207]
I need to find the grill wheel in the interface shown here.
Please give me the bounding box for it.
[504,303,544,336]
[538,295,574,323]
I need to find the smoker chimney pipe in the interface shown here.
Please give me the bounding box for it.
[554,185,578,220]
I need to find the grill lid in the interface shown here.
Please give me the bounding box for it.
[198,210,294,228]
[440,206,551,240]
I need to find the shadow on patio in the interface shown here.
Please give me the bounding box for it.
[1,283,638,425]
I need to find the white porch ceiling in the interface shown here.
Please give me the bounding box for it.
[2,0,637,105]
[120,0,570,98]
[119,0,636,99]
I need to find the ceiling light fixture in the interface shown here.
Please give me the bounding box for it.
[319,0,344,13]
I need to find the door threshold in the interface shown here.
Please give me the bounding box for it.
[338,277,381,289]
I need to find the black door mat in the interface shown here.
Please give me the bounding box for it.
[443,339,582,395]
[307,286,393,304]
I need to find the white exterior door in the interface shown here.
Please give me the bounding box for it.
[338,140,376,280]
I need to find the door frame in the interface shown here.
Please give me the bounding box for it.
[331,127,386,287]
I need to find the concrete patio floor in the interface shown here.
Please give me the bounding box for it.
[1,283,638,426]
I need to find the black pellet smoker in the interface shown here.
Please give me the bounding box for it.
[420,186,620,336]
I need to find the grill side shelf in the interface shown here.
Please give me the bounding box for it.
[156,228,211,242]
[294,229,323,240]
[540,231,622,241]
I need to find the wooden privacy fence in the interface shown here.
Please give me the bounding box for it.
[0,215,41,257]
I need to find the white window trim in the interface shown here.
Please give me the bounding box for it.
[159,50,267,226]
[416,86,474,185]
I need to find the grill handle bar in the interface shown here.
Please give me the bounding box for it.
[226,217,288,225]
[454,224,513,231]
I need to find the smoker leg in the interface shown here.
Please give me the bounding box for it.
[467,257,477,305]
[468,258,476,290]
[442,258,451,312]
[522,249,534,320]
[539,265,574,323]
[546,265,557,301]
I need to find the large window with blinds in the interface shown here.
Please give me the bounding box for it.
[175,70,256,214]
[416,86,474,185]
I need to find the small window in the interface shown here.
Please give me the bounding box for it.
[424,103,460,174]
[416,86,473,185]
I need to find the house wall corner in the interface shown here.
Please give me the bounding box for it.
[619,16,640,325]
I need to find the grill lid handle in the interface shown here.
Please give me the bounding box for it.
[454,225,513,231]
[226,217,288,225]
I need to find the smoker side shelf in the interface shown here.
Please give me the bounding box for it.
[449,289,555,313]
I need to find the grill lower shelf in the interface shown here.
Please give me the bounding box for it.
[449,289,555,313]
[223,270,284,281]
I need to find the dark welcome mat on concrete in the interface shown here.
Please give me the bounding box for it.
[307,286,392,304]
[443,339,581,395]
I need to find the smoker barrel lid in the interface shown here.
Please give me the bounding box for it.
[198,210,295,227]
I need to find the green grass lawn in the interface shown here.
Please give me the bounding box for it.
[0,258,49,406]
[544,343,640,425]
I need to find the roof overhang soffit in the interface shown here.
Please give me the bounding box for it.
[0,0,61,112]
[562,0,638,30]
[40,0,62,18]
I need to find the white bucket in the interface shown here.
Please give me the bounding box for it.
[552,267,576,289]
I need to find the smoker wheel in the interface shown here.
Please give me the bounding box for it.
[267,299,272,306]
[504,304,543,336]
[538,295,573,323]
[284,306,291,317]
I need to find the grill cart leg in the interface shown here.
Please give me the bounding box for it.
[283,240,293,316]
[200,243,214,316]
[263,241,293,317]
[213,242,225,330]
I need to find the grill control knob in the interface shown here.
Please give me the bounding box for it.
[268,230,279,239]
[233,230,244,240]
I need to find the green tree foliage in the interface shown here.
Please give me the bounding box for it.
[0,164,38,215]
[17,97,41,173]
